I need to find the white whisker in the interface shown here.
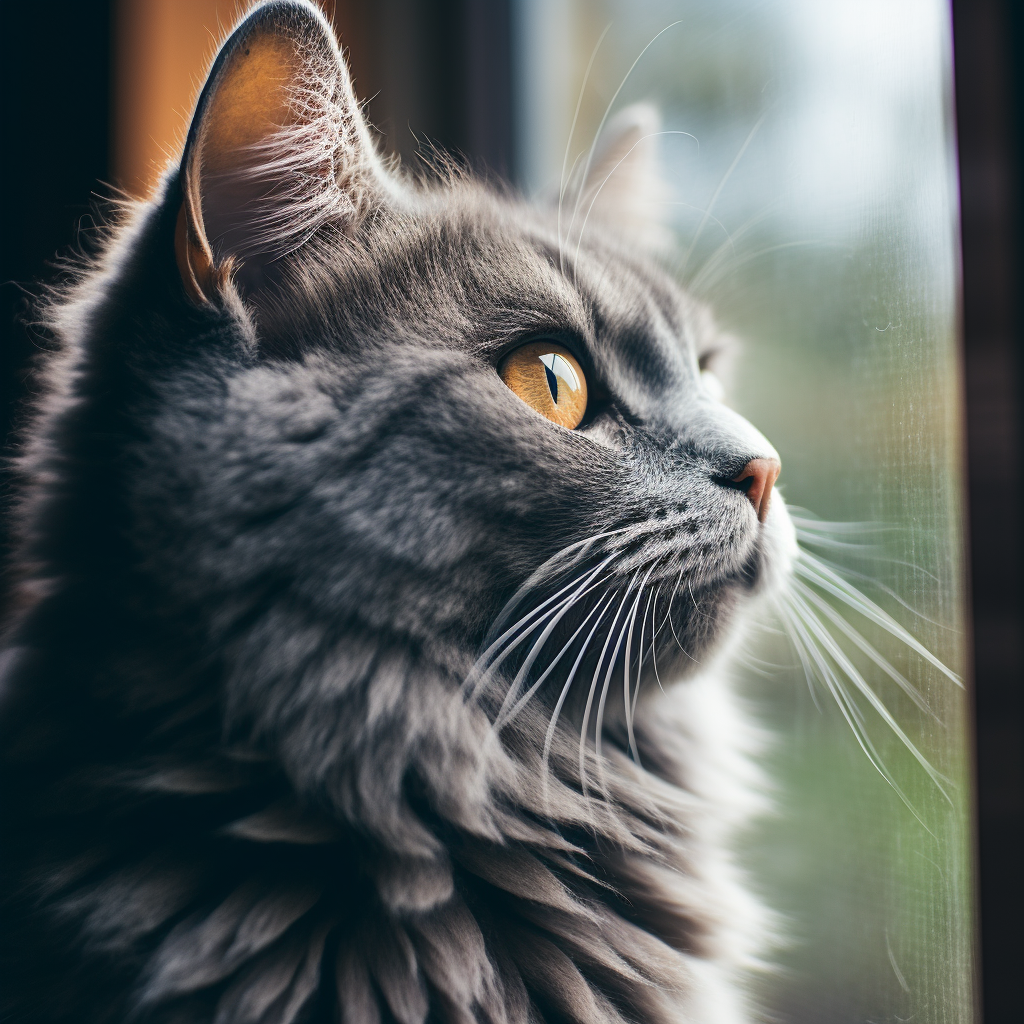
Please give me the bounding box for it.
[559,23,611,277]
[570,131,698,275]
[662,568,685,633]
[646,586,669,698]
[621,562,659,764]
[542,594,615,801]
[496,589,608,731]
[664,569,699,662]
[780,600,826,713]
[579,575,638,796]
[593,590,636,785]
[782,590,952,808]
[485,526,636,634]
[655,199,731,242]
[691,240,825,296]
[793,531,885,555]
[464,531,633,700]
[790,577,936,719]
[794,552,960,686]
[788,510,891,535]
[565,21,684,266]
[777,601,936,831]
[632,585,658,722]
[680,113,765,278]
[484,526,633,634]
[683,204,774,290]
[794,546,948,629]
[464,562,601,702]
[492,561,616,725]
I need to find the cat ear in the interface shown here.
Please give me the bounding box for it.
[176,0,392,302]
[578,103,673,252]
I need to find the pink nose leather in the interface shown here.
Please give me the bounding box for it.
[733,458,781,522]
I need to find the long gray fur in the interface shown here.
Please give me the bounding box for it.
[0,3,796,1023]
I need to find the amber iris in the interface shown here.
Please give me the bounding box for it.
[498,342,588,429]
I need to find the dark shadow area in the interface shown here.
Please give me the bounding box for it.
[953,1,1024,1020]
[1,0,113,561]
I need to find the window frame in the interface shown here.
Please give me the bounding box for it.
[952,2,1024,1020]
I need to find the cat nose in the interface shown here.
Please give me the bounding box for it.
[732,458,781,522]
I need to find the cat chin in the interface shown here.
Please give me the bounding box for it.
[659,499,797,680]
[745,493,799,601]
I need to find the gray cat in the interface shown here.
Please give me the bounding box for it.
[0,2,798,1022]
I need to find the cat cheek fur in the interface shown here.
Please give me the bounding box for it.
[130,343,624,851]
[0,2,799,1023]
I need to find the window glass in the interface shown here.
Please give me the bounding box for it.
[513,1,973,1020]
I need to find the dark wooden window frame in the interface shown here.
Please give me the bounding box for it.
[952,2,1024,1021]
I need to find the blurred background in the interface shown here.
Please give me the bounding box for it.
[516,4,973,1023]
[2,1,1022,1021]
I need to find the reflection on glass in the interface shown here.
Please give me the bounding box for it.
[512,2,973,1022]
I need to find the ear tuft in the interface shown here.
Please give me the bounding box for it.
[177,0,390,302]
[578,103,673,252]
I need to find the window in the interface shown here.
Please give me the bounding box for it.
[514,1,973,1020]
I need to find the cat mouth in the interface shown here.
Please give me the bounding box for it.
[467,510,791,741]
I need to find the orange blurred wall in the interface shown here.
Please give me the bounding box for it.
[113,0,366,199]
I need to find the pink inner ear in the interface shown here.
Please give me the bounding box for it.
[177,2,389,299]
[194,30,318,270]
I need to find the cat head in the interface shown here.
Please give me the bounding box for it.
[168,0,793,628]
[22,0,796,876]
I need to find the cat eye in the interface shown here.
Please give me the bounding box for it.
[498,341,588,429]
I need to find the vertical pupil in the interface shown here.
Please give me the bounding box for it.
[543,364,559,402]
[538,351,574,404]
